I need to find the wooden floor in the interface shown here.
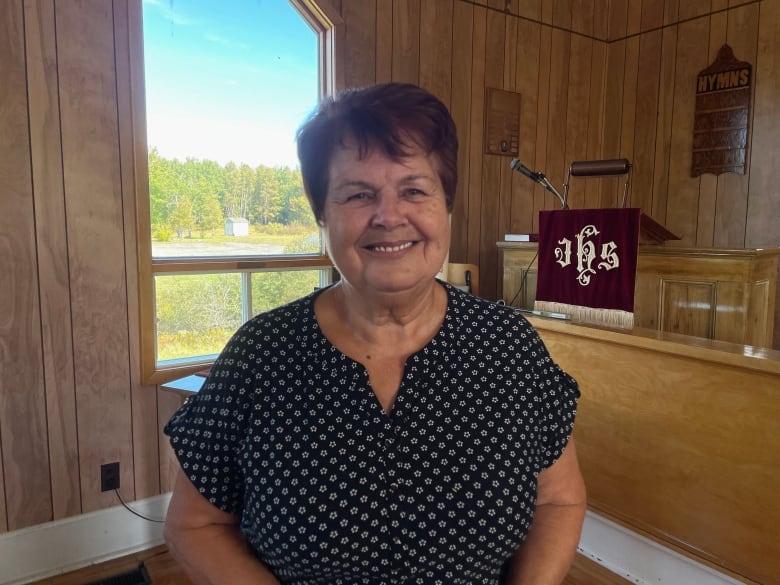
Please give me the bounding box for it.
[29,545,631,585]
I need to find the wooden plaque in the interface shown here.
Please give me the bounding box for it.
[484,88,521,157]
[691,44,752,177]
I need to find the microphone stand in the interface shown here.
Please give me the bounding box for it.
[534,172,568,209]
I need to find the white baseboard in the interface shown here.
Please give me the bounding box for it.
[0,494,170,585]
[0,499,746,585]
[579,510,747,585]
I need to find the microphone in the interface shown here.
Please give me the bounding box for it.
[509,159,543,184]
[510,159,567,208]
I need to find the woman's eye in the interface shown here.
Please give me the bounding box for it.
[346,192,369,202]
[405,188,425,197]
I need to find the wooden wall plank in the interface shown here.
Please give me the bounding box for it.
[114,0,161,500]
[666,16,711,245]
[479,9,506,300]
[563,34,592,210]
[391,0,420,83]
[341,0,377,88]
[532,24,552,231]
[697,10,728,247]
[712,0,729,12]
[467,6,487,264]
[608,0,628,41]
[157,390,186,494]
[517,0,541,21]
[541,0,554,25]
[745,0,780,248]
[553,0,572,29]
[663,0,679,26]
[601,38,626,203]
[641,0,664,31]
[498,16,518,249]
[631,30,662,214]
[24,0,81,520]
[584,38,607,208]
[593,0,609,40]
[511,16,542,233]
[544,28,571,191]
[650,25,677,227]
[714,2,760,248]
[571,0,594,37]
[601,52,622,203]
[55,0,134,513]
[0,429,5,531]
[419,0,453,107]
[375,0,392,83]
[617,36,639,207]
[450,1,474,263]
[0,0,53,531]
[626,0,642,37]
[678,0,712,21]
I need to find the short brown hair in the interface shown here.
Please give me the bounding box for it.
[296,83,458,223]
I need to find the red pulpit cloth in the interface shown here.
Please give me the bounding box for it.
[534,208,641,329]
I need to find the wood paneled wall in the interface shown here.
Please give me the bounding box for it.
[338,0,780,300]
[0,0,168,533]
[0,0,778,538]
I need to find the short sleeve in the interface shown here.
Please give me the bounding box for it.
[538,359,579,470]
[523,324,580,472]
[164,328,257,515]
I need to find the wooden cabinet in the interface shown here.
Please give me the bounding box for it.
[498,242,780,348]
[529,316,780,585]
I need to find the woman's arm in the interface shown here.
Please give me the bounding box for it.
[165,469,281,585]
[505,438,587,585]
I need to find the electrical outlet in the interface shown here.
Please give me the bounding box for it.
[101,461,120,492]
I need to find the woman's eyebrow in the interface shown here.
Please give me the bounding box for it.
[331,179,375,191]
[332,174,435,191]
[398,174,436,184]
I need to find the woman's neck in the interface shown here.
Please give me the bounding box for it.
[325,280,447,346]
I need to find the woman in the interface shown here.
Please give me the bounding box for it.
[164,82,586,585]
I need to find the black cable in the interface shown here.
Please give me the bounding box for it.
[114,489,166,523]
[507,250,539,308]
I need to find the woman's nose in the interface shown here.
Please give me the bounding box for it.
[371,194,406,228]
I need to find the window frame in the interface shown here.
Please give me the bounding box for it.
[128,0,343,385]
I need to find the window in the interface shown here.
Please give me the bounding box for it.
[131,0,342,384]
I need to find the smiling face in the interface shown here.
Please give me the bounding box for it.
[322,143,450,296]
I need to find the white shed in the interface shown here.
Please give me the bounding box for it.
[224,217,249,236]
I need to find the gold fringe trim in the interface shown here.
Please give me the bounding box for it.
[533,301,635,329]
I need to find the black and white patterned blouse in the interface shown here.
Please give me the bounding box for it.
[165,282,579,585]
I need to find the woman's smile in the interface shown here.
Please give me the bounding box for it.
[363,240,416,254]
[322,144,450,295]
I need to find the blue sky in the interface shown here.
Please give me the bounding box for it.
[142,0,319,168]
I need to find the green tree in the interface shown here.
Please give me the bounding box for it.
[199,196,224,236]
[148,148,176,231]
[277,167,315,227]
[169,195,195,238]
[253,165,282,225]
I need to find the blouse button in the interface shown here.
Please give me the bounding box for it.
[389,482,399,492]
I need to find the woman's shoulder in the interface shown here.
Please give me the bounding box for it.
[216,290,323,362]
[238,289,320,335]
[443,281,533,330]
